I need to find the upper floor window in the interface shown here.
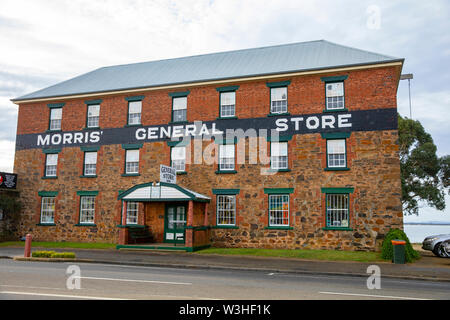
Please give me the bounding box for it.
[218,144,235,171]
[125,149,139,174]
[87,104,100,128]
[220,92,236,118]
[325,82,345,110]
[49,108,62,131]
[128,101,142,125]
[172,97,187,122]
[327,139,346,168]
[83,151,97,176]
[45,154,58,177]
[270,87,287,114]
[171,146,186,172]
[270,142,288,170]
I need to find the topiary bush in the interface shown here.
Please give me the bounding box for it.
[31,251,76,259]
[32,251,56,258]
[381,228,420,263]
[50,252,76,259]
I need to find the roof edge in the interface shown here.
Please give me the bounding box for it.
[11,59,404,104]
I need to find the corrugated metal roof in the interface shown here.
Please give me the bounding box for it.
[13,40,402,102]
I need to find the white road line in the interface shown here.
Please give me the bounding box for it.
[79,276,192,285]
[319,291,431,300]
[0,291,130,300]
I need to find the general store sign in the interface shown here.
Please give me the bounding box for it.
[160,165,176,184]
[15,108,397,150]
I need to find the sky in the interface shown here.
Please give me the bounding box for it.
[0,0,449,222]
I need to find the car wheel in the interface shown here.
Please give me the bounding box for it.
[437,243,449,258]
[432,242,442,257]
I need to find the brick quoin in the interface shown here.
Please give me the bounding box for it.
[13,63,403,251]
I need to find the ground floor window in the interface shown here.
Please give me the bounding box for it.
[268,194,289,226]
[325,193,349,228]
[79,196,96,224]
[126,202,139,225]
[40,197,55,224]
[216,195,236,226]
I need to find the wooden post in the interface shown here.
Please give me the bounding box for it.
[118,201,128,245]
[204,202,208,226]
[185,200,194,248]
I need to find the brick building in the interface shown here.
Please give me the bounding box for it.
[11,40,404,251]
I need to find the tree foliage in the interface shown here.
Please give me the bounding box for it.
[398,115,449,215]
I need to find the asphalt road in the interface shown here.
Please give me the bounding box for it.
[1,259,449,300]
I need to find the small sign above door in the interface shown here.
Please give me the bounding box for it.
[160,165,177,184]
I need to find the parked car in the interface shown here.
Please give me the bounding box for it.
[440,240,450,258]
[422,234,450,257]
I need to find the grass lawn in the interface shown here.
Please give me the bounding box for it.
[196,247,384,262]
[0,241,116,250]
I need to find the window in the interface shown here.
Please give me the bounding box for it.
[40,197,55,224]
[269,195,289,226]
[327,139,346,168]
[270,142,288,170]
[220,91,235,118]
[84,152,97,176]
[172,97,187,122]
[270,87,287,114]
[216,195,236,226]
[125,149,139,174]
[218,144,235,171]
[326,193,349,228]
[126,202,139,225]
[171,146,186,172]
[325,82,345,110]
[79,196,95,224]
[128,101,142,125]
[87,104,100,128]
[49,108,62,131]
[45,154,58,177]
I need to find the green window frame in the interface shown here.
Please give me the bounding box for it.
[216,86,239,119]
[170,145,186,174]
[321,75,348,112]
[76,191,98,226]
[38,192,57,225]
[48,107,63,131]
[169,91,190,123]
[321,187,354,231]
[268,194,290,227]
[85,100,102,129]
[125,96,144,127]
[321,132,350,171]
[266,80,291,116]
[270,141,289,170]
[217,143,236,173]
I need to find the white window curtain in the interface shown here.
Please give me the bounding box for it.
[172,97,187,110]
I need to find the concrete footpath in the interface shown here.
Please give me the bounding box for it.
[1,246,450,282]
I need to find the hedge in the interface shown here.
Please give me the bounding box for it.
[381,228,420,263]
[31,251,76,259]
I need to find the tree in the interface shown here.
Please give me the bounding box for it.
[398,115,449,215]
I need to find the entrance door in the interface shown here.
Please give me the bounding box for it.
[165,204,186,244]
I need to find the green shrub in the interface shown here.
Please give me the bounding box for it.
[31,251,76,259]
[32,251,56,258]
[50,252,76,259]
[381,228,420,263]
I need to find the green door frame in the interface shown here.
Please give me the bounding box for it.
[164,203,187,244]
